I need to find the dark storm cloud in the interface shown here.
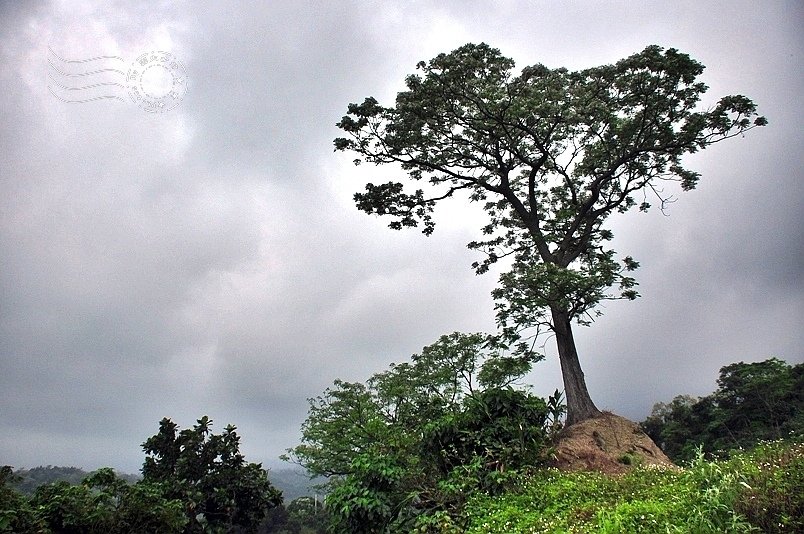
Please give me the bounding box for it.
[1,0,801,473]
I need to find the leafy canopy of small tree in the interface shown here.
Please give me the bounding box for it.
[286,332,553,532]
[141,416,282,533]
[286,332,538,478]
[335,43,766,424]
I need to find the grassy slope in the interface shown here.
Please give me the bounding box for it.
[462,440,803,533]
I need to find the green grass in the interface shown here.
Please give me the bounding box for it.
[460,440,803,533]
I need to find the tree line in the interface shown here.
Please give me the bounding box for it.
[4,355,798,533]
[641,358,803,463]
[1,417,326,533]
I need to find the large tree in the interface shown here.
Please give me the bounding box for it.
[335,43,765,425]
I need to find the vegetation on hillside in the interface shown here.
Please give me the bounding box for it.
[283,345,802,532]
[463,440,803,533]
[2,356,801,532]
[1,418,289,533]
[9,466,138,496]
[641,358,804,463]
[284,331,558,532]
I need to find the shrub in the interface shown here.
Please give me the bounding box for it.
[733,440,804,533]
[422,388,549,489]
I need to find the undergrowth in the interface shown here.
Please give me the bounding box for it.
[460,439,802,533]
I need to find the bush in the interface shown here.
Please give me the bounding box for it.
[24,469,187,534]
[732,440,804,533]
[422,388,549,489]
[325,452,414,533]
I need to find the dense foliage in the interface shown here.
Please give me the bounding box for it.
[335,42,765,424]
[1,417,285,534]
[641,358,804,463]
[1,465,186,533]
[141,416,283,532]
[460,439,803,533]
[285,332,554,531]
[284,348,802,532]
[0,466,40,533]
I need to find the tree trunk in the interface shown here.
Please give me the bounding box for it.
[551,306,602,426]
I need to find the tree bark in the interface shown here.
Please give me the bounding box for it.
[551,306,602,426]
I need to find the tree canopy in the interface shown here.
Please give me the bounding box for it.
[1,466,187,533]
[335,43,766,424]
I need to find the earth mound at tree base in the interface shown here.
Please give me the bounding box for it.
[549,412,676,475]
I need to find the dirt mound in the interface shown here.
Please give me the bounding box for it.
[549,412,676,475]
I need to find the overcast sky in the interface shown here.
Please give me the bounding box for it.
[1,0,802,474]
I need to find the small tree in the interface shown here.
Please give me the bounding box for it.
[142,416,282,532]
[286,332,537,478]
[335,43,766,425]
[287,332,551,531]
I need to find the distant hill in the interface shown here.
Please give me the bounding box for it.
[267,466,327,503]
[10,465,140,495]
[8,464,324,504]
